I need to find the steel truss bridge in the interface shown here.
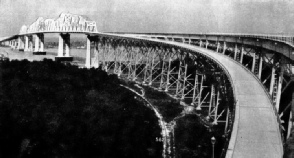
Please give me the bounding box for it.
[0,14,294,158]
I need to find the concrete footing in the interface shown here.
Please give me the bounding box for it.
[33,51,46,55]
[55,56,73,62]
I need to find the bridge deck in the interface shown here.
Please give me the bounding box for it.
[1,32,284,157]
[164,41,283,158]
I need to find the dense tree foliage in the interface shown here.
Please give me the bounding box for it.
[0,59,162,158]
[175,115,225,158]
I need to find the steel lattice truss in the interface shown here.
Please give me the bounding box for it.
[187,38,294,139]
[86,35,234,132]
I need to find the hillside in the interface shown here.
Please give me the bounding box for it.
[0,59,162,158]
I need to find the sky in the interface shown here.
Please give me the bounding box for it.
[0,0,294,37]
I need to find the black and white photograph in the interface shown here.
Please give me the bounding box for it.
[0,0,293,157]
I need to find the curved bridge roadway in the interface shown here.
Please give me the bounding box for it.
[157,40,283,158]
[0,32,284,157]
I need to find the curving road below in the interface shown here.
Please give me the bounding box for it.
[163,41,283,158]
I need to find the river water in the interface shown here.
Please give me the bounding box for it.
[0,47,87,64]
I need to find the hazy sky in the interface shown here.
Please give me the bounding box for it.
[0,0,294,37]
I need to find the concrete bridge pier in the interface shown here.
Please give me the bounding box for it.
[34,34,39,52]
[39,34,44,52]
[33,33,46,55]
[12,40,17,49]
[24,36,29,52]
[92,40,99,68]
[55,33,73,62]
[28,36,33,51]
[85,35,91,68]
[10,40,13,48]
[64,34,70,57]
[17,37,24,51]
[8,41,12,47]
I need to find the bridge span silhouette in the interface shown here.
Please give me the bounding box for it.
[1,13,294,158]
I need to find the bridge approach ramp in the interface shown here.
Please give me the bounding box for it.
[161,41,284,158]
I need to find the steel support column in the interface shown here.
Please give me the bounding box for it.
[240,46,244,64]
[251,52,256,73]
[222,42,226,54]
[234,44,238,60]
[258,54,263,79]
[289,93,294,138]
[269,66,276,96]
[216,42,220,53]
[287,111,293,139]
[275,68,283,111]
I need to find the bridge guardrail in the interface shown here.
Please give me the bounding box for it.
[192,43,284,158]
[211,44,285,157]
[126,32,294,48]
